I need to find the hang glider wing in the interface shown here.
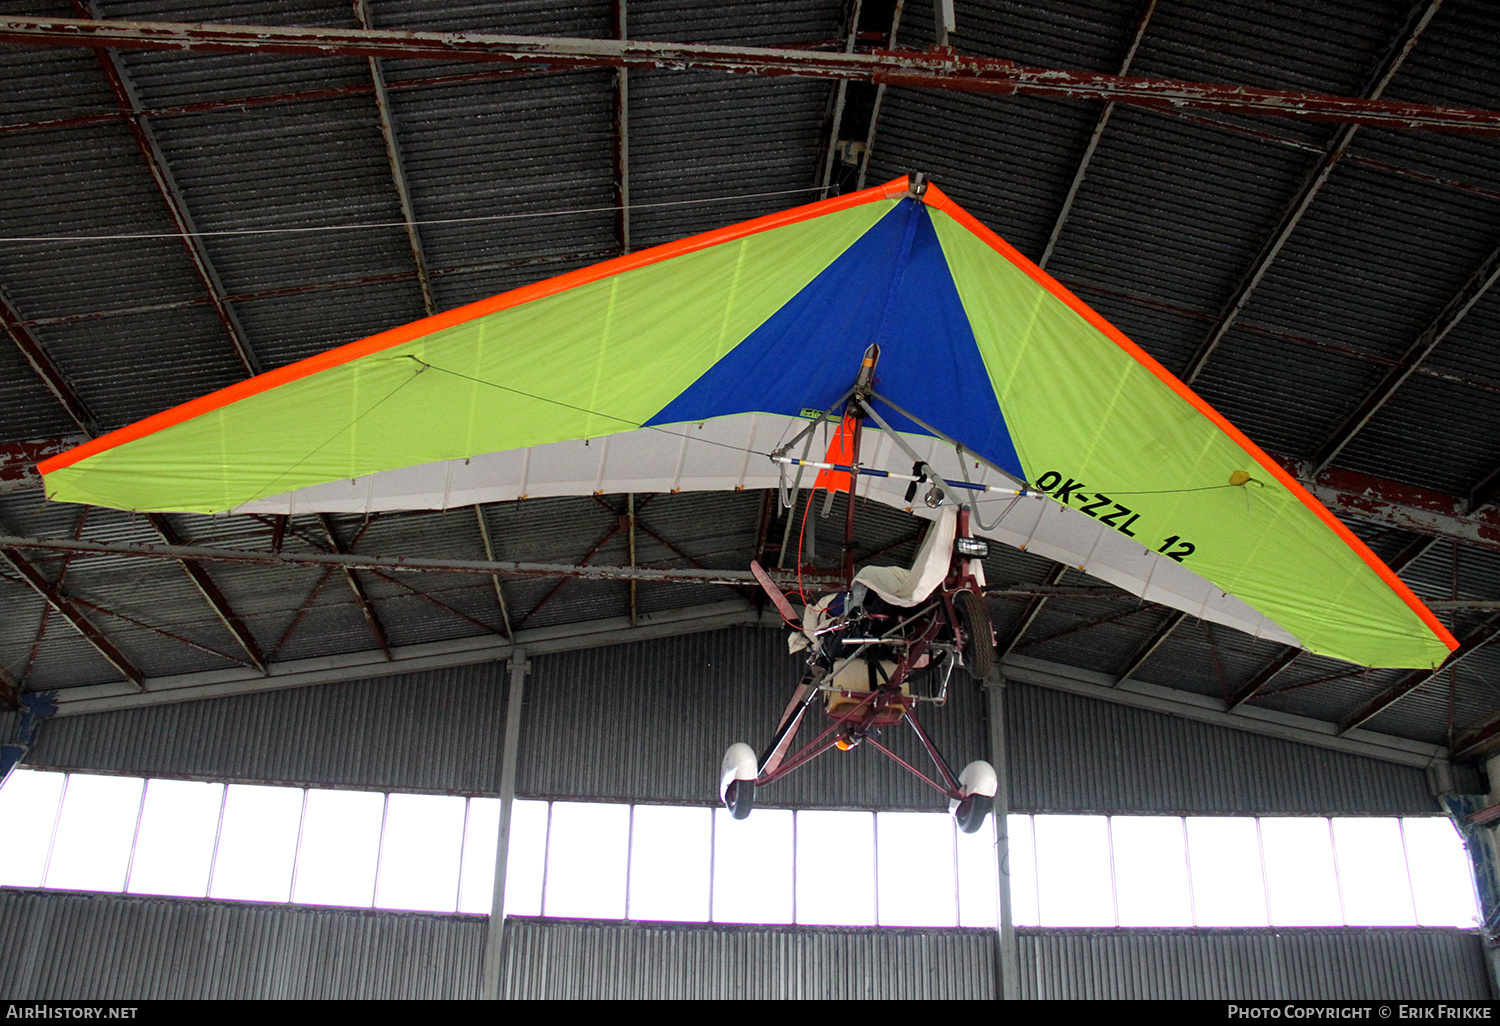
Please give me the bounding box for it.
[38,176,1457,669]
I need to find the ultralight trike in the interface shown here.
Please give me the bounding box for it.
[719,346,1006,833]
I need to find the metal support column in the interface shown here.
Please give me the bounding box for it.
[482,648,531,1001]
[984,671,1021,1000]
[1440,785,1500,998]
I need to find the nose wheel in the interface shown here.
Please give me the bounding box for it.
[953,792,993,834]
[723,779,755,820]
[950,759,998,834]
[720,742,758,820]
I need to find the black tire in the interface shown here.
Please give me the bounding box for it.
[724,779,754,820]
[955,589,995,681]
[954,793,993,834]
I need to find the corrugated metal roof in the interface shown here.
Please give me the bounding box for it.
[627,71,829,249]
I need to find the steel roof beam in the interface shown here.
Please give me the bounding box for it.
[0,288,97,436]
[15,249,618,330]
[1386,533,1442,574]
[46,599,774,717]
[474,505,514,643]
[1178,0,1445,385]
[316,513,393,661]
[1312,239,1500,475]
[352,0,434,318]
[1466,464,1500,515]
[996,561,1068,657]
[7,53,1497,214]
[144,513,266,673]
[1036,0,1158,270]
[816,0,863,200]
[1064,274,1500,399]
[611,1,630,255]
[1453,708,1500,761]
[1339,611,1500,735]
[1226,645,1302,711]
[0,662,18,710]
[1115,608,1185,685]
[72,2,260,378]
[0,547,143,687]
[852,1,906,193]
[5,15,1500,133]
[28,605,1448,771]
[0,532,852,590]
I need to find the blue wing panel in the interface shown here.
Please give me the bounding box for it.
[645,199,1024,480]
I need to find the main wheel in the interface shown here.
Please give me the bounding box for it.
[724,779,754,820]
[953,793,993,834]
[955,590,995,681]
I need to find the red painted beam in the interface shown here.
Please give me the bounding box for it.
[3,17,1500,134]
[0,435,87,493]
[1274,455,1500,556]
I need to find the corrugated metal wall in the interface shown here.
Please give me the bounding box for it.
[16,626,1438,814]
[19,662,510,795]
[500,917,994,1000]
[0,890,484,1000]
[1018,928,1490,1000]
[0,888,1484,1000]
[1008,685,1440,815]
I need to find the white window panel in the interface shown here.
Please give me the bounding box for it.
[876,811,957,927]
[544,802,629,919]
[210,784,303,902]
[126,779,224,899]
[1112,816,1193,927]
[712,807,793,925]
[1033,815,1114,927]
[629,805,712,922]
[1403,817,1480,928]
[1185,817,1268,927]
[1332,818,1417,926]
[375,793,467,913]
[796,810,876,926]
[456,797,498,915]
[291,789,385,908]
[501,800,549,916]
[992,814,1035,928]
[0,770,66,888]
[45,774,143,893]
[1261,817,1343,926]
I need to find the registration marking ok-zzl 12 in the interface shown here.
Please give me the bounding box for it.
[1032,470,1196,562]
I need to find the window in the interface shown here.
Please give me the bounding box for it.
[0,769,1481,931]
